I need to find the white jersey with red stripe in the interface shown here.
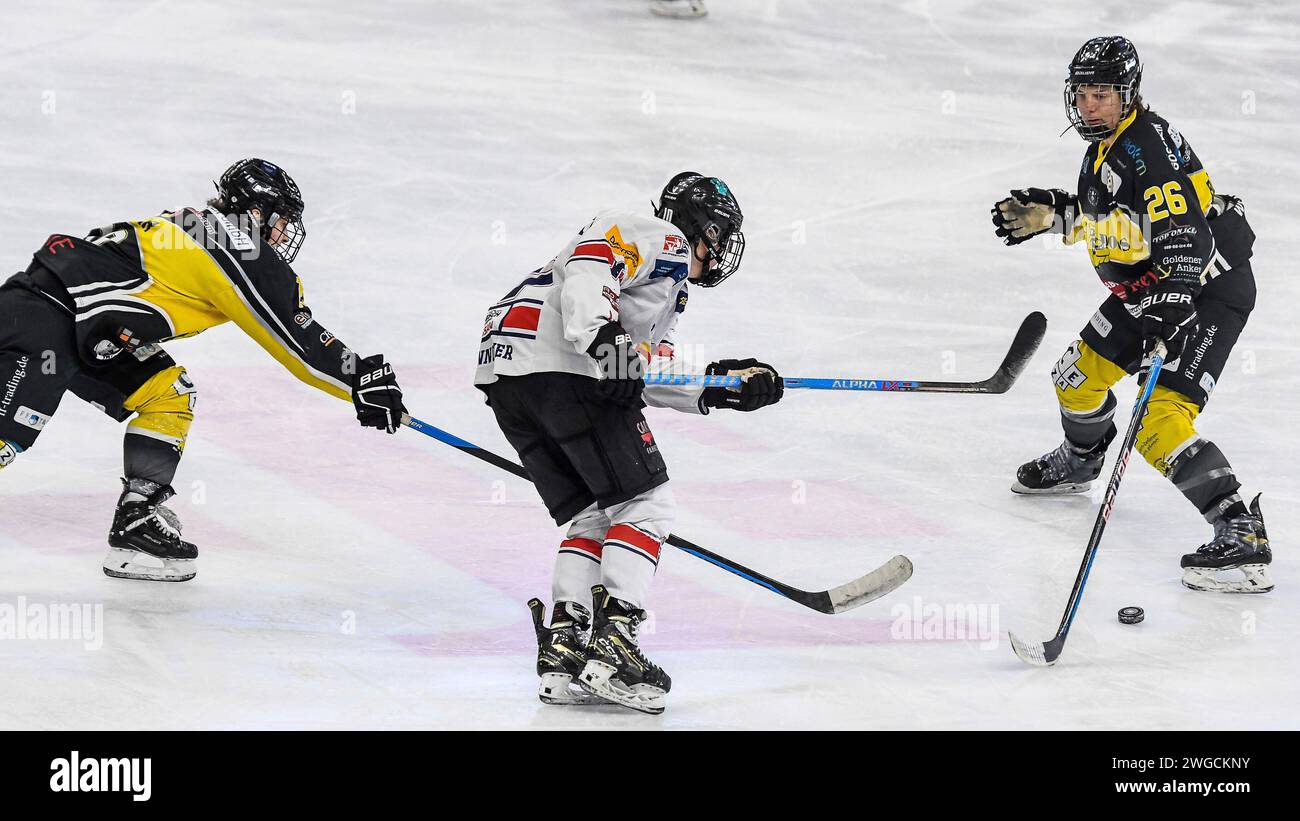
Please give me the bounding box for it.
[474,209,705,412]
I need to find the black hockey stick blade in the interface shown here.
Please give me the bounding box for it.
[667,535,913,615]
[978,311,1047,393]
[883,311,1046,394]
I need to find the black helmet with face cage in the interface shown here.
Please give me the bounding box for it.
[655,172,745,287]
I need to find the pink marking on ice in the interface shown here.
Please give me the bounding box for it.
[677,479,951,540]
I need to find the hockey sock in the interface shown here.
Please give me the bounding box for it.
[1168,440,1244,522]
[553,503,606,608]
[598,484,675,608]
[122,366,195,486]
[1053,340,1126,449]
[1060,391,1118,450]
[1133,386,1244,521]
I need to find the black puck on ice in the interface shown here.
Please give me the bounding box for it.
[1118,606,1144,625]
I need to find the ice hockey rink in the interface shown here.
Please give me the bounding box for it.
[1,0,1295,730]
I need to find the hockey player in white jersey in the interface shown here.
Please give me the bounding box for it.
[476,173,783,713]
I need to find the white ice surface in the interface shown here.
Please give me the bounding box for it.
[1,0,1297,729]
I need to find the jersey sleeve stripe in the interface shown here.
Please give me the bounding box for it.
[571,241,615,265]
[502,304,541,333]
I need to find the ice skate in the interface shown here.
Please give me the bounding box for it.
[528,598,605,705]
[103,478,197,582]
[1181,494,1273,593]
[1012,435,1109,495]
[576,585,670,715]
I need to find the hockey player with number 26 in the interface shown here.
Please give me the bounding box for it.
[475,173,784,714]
[991,36,1269,594]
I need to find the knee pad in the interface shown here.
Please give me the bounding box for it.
[1135,386,1201,476]
[123,366,197,454]
[1053,340,1127,415]
[0,439,21,469]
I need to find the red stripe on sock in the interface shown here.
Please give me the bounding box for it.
[604,524,661,560]
[559,537,602,558]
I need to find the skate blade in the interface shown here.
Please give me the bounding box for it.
[650,2,707,18]
[577,661,666,715]
[102,548,196,583]
[538,672,608,706]
[1011,480,1092,495]
[1181,564,1273,594]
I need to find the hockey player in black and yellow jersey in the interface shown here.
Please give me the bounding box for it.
[0,158,406,582]
[991,37,1270,593]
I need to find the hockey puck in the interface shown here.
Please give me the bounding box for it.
[1118,606,1144,625]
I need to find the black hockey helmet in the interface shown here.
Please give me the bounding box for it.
[1064,35,1142,142]
[213,158,307,262]
[654,172,745,288]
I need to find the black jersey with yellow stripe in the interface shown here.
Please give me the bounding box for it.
[1066,108,1253,303]
[31,207,353,401]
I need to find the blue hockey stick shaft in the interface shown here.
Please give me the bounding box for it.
[646,374,921,391]
[644,311,1048,394]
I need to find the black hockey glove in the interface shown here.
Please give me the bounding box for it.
[991,188,1076,246]
[586,322,645,407]
[350,354,406,434]
[1139,285,1198,355]
[702,358,784,412]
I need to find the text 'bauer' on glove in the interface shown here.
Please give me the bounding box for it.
[350,353,406,434]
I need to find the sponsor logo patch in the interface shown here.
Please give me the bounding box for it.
[15,405,50,431]
[604,225,642,279]
[212,211,257,251]
[1089,310,1113,338]
[1101,163,1121,196]
[662,234,689,256]
[1051,342,1088,392]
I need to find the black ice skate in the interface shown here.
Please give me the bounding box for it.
[527,598,604,706]
[1012,434,1111,495]
[577,585,671,715]
[1181,494,1273,593]
[104,478,198,582]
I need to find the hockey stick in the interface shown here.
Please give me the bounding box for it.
[646,311,1047,394]
[400,414,913,614]
[1008,340,1168,667]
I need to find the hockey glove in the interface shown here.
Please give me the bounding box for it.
[1139,284,1198,355]
[586,322,645,407]
[351,354,406,434]
[702,358,784,412]
[991,188,1076,246]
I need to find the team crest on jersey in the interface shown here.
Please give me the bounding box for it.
[662,234,688,257]
[604,225,641,280]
